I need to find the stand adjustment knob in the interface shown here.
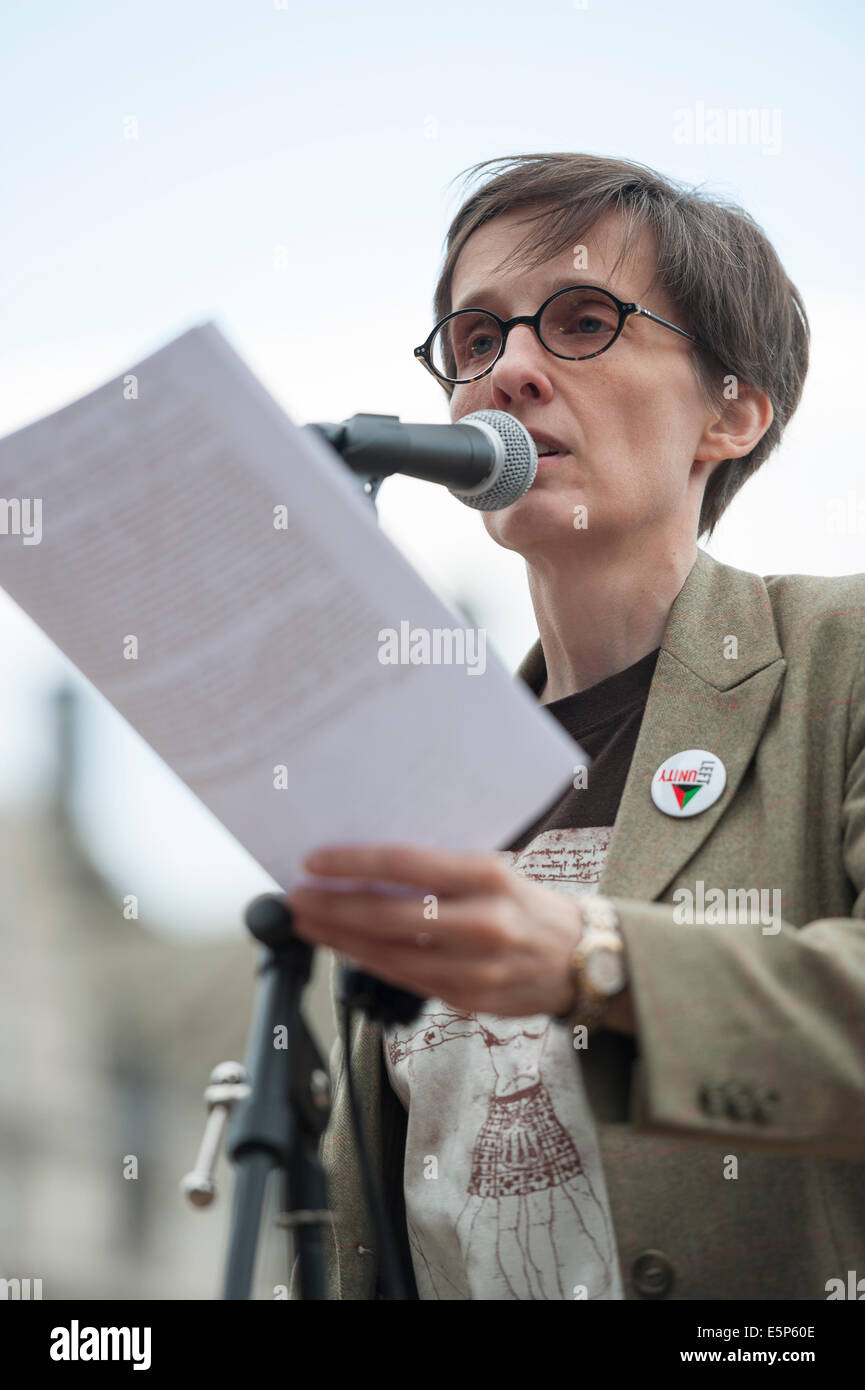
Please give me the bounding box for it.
[310,1068,330,1110]
[181,1061,250,1208]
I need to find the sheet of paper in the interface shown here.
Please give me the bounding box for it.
[0,323,584,892]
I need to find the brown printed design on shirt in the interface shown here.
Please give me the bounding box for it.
[383,824,623,1300]
[499,824,613,891]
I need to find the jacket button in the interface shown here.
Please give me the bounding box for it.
[697,1083,724,1117]
[752,1088,780,1124]
[632,1249,675,1299]
[722,1082,753,1122]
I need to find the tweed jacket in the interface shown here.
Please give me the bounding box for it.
[290,544,865,1300]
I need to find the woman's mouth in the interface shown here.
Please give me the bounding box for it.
[530,432,572,468]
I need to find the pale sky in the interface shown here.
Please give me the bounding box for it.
[1,0,862,935]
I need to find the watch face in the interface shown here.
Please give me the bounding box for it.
[587,948,626,996]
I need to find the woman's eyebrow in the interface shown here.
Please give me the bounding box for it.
[451,276,620,314]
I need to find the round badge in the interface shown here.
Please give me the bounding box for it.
[651,749,726,819]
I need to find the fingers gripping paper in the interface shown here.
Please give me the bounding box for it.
[0,324,583,890]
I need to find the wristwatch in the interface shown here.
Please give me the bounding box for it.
[557,894,628,1030]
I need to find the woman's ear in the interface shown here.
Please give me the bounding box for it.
[695,382,774,465]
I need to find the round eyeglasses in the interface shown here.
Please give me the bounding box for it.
[414,283,705,386]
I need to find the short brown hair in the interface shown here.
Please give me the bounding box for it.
[431,153,809,540]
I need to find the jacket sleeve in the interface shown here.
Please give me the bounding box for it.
[596,641,865,1161]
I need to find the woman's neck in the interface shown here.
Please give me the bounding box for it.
[528,540,697,702]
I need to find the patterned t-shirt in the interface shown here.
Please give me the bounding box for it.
[382,645,660,1300]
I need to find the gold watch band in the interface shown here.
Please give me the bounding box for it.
[557,895,626,1030]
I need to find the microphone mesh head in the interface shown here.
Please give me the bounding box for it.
[449,410,538,511]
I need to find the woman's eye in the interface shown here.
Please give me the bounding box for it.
[550,298,618,338]
[468,334,496,357]
[570,306,616,332]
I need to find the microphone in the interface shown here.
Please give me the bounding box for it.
[307,410,537,511]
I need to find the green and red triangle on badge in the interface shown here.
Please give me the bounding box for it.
[672,783,702,809]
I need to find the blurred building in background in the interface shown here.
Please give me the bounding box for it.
[0,683,335,1299]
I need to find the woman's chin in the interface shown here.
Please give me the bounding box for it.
[483,490,590,549]
[483,513,585,553]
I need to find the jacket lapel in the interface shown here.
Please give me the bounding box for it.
[517,547,786,905]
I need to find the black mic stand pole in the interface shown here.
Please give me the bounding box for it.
[223,894,331,1299]
[182,894,333,1300]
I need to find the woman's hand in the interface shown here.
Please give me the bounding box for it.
[289,842,586,1019]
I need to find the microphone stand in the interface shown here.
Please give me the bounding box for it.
[182,895,332,1300]
[183,453,421,1300]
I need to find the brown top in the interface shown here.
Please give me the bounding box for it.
[506,645,661,852]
